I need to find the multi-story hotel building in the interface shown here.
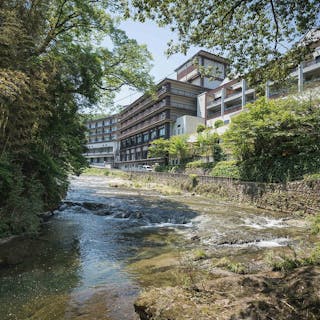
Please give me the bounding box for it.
[83,34,320,169]
[117,51,229,169]
[83,115,119,167]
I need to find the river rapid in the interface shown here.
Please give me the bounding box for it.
[0,175,312,320]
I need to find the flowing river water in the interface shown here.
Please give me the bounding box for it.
[0,175,313,320]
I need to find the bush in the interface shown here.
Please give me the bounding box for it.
[211,160,240,179]
[214,119,224,128]
[185,160,213,170]
[224,97,320,182]
[196,124,206,133]
[304,173,320,181]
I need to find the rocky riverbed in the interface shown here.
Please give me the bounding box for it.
[0,174,319,319]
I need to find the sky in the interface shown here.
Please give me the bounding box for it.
[110,19,205,108]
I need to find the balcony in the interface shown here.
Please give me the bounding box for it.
[170,88,198,98]
[120,85,198,122]
[207,97,222,109]
[120,116,168,139]
[120,100,167,130]
[207,89,255,109]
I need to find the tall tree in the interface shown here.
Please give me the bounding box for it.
[127,0,320,82]
[0,0,153,236]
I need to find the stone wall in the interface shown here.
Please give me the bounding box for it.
[129,172,320,214]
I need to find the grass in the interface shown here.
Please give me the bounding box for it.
[212,257,247,274]
[82,167,129,178]
[193,249,208,261]
[265,245,320,273]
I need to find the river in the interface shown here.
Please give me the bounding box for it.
[0,175,312,320]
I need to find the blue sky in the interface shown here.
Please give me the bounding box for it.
[111,19,205,107]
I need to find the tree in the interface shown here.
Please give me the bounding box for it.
[223,97,320,182]
[127,1,320,82]
[148,138,170,164]
[0,0,154,236]
[169,135,190,164]
[196,131,224,164]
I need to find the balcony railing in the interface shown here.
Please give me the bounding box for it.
[120,116,168,139]
[120,100,167,129]
[120,85,198,121]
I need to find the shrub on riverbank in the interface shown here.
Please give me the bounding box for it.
[224,97,320,182]
[210,160,240,179]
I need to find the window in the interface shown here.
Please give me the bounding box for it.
[159,126,165,136]
[137,134,142,144]
[151,129,157,139]
[143,132,149,142]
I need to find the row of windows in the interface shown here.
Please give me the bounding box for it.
[120,126,166,148]
[89,135,117,143]
[120,151,148,162]
[87,118,117,129]
[88,126,117,135]
[87,147,114,154]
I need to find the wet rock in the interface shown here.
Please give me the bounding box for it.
[62,200,82,207]
[58,204,68,211]
[135,212,143,219]
[82,202,106,211]
[113,211,131,219]
[190,235,200,242]
[39,211,54,222]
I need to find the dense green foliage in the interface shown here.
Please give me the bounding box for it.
[0,0,153,236]
[147,138,170,164]
[210,161,240,179]
[148,135,191,164]
[224,97,320,182]
[195,131,224,164]
[127,0,320,81]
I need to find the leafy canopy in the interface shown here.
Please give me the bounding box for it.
[0,0,154,236]
[127,0,320,81]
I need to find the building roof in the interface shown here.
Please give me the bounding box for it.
[174,50,229,72]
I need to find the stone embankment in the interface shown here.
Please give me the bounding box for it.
[129,172,320,214]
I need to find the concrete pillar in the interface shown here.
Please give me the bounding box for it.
[221,88,226,117]
[241,79,246,108]
[265,80,270,99]
[298,63,303,92]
